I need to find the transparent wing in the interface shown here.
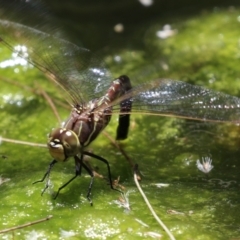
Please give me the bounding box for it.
[110,79,240,123]
[0,19,112,105]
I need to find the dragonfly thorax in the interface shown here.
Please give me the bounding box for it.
[48,75,132,163]
[48,128,80,162]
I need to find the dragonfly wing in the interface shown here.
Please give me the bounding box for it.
[0,19,112,105]
[111,79,240,123]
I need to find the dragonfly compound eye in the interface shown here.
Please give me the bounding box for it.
[48,128,80,161]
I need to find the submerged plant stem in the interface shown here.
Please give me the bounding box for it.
[0,137,46,147]
[133,165,175,240]
[0,215,53,234]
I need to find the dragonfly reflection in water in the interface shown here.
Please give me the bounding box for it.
[1,18,240,204]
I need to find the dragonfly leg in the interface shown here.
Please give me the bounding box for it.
[53,155,94,205]
[53,156,82,200]
[32,159,57,196]
[75,155,94,205]
[83,151,123,195]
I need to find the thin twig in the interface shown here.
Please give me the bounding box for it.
[0,137,46,148]
[0,215,53,234]
[133,165,176,240]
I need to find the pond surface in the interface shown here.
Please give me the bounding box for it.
[0,2,240,240]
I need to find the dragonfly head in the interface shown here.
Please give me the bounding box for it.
[48,128,80,162]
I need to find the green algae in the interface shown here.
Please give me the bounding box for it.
[0,7,240,240]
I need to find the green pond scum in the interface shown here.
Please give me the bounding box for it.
[0,5,240,240]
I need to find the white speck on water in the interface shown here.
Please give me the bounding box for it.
[25,230,46,240]
[156,24,177,39]
[114,23,124,33]
[84,219,120,239]
[138,0,154,7]
[60,228,76,238]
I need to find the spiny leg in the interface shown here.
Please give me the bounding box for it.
[83,151,123,195]
[75,155,94,205]
[32,159,57,196]
[53,156,82,200]
[53,155,94,205]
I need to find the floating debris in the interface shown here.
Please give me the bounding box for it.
[0,175,10,186]
[113,191,132,211]
[112,176,125,191]
[135,218,149,228]
[151,183,170,188]
[167,209,185,215]
[144,231,162,239]
[196,157,214,174]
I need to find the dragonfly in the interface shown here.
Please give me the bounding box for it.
[1,16,240,204]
